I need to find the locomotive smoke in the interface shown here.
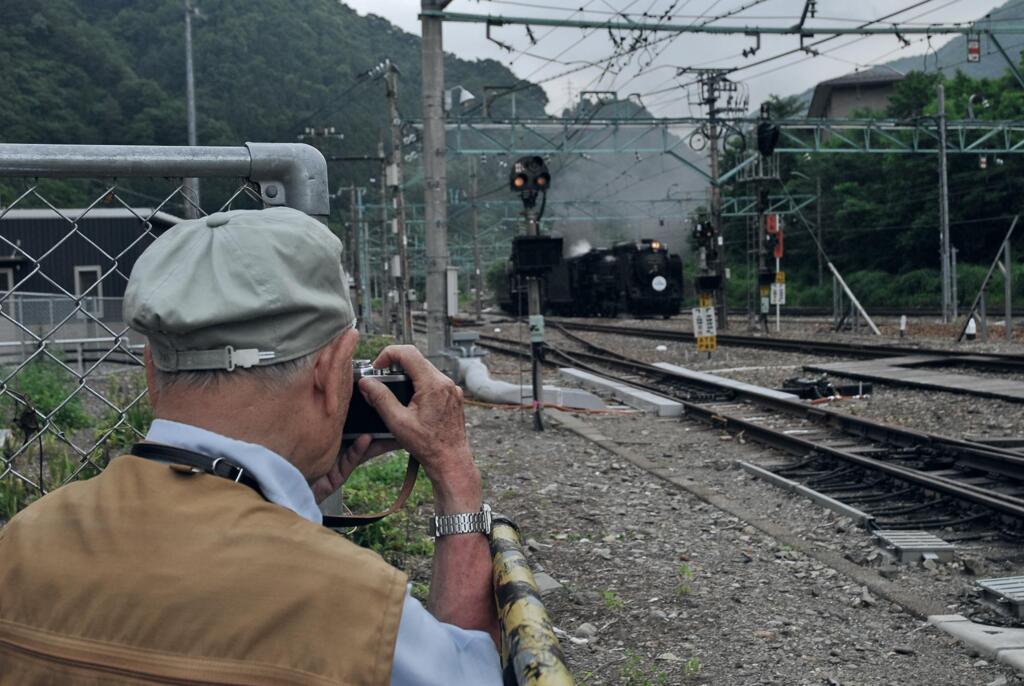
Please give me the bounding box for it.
[540,100,706,259]
[567,239,592,257]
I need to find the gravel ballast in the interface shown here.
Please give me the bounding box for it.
[468,402,1023,685]
[456,313,1024,684]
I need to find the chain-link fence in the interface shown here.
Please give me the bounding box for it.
[0,143,329,522]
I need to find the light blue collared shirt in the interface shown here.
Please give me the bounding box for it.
[145,419,502,686]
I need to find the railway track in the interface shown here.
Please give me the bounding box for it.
[546,318,1024,372]
[475,330,1024,535]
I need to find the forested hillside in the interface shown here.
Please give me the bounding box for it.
[0,0,547,199]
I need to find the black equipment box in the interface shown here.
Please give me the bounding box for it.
[695,274,722,292]
[512,236,563,275]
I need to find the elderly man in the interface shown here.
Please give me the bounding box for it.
[0,208,502,685]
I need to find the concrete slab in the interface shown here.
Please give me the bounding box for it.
[532,571,564,596]
[652,362,801,401]
[558,368,683,417]
[805,357,1024,403]
[929,614,1024,673]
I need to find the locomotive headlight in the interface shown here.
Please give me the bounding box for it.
[651,240,662,250]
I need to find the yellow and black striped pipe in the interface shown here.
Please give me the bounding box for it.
[489,516,575,686]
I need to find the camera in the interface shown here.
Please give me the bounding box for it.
[341,360,414,441]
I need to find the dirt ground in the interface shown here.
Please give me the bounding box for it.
[464,400,1022,685]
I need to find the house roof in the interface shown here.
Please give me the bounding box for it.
[0,208,182,225]
[807,68,905,118]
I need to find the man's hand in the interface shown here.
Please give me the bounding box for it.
[360,345,497,644]
[358,345,480,512]
[310,433,398,503]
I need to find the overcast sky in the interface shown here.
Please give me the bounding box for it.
[342,0,1006,115]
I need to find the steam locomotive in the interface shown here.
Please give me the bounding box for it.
[496,239,684,318]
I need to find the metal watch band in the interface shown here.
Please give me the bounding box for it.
[428,504,492,537]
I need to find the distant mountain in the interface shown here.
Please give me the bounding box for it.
[791,0,1024,113]
[886,0,1024,80]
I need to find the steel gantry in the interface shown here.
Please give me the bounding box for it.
[440,116,1024,181]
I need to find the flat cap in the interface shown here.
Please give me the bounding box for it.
[125,207,354,372]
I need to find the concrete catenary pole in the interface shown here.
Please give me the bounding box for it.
[378,136,391,336]
[183,0,200,218]
[386,63,412,344]
[421,0,453,363]
[1006,241,1014,339]
[938,84,952,323]
[816,176,824,287]
[471,156,482,318]
[357,187,371,332]
[709,114,726,330]
[348,186,362,329]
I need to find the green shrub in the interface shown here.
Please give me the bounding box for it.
[354,334,394,361]
[1,357,92,433]
[621,652,668,686]
[95,371,153,453]
[0,475,28,521]
[342,450,433,563]
[602,589,625,610]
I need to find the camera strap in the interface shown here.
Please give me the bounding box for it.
[321,457,420,529]
[130,443,420,529]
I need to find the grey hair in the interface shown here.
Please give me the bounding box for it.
[152,350,319,394]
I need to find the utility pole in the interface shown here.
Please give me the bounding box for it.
[1006,241,1014,339]
[421,0,453,363]
[710,114,725,329]
[183,0,200,218]
[470,156,482,318]
[345,186,370,332]
[358,187,371,332]
[385,62,413,344]
[378,135,392,337]
[817,176,824,287]
[681,69,744,331]
[938,83,953,323]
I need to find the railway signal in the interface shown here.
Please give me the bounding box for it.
[967,33,981,63]
[692,218,720,354]
[511,155,553,431]
[510,155,551,209]
[765,214,785,330]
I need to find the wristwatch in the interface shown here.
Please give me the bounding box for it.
[428,504,492,537]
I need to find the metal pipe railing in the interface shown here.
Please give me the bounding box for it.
[0,142,330,221]
[490,516,574,686]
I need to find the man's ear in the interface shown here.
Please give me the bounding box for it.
[313,329,359,417]
[144,344,160,408]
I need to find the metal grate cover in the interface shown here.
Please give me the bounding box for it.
[874,530,955,563]
[977,576,1024,619]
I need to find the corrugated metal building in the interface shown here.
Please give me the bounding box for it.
[807,68,905,119]
[0,208,181,300]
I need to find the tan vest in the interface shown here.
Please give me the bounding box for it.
[0,456,407,685]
